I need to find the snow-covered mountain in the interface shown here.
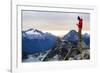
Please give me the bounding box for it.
[22,29,90,62]
[22,28,57,54]
[82,33,90,45]
[63,30,79,42]
[63,30,90,45]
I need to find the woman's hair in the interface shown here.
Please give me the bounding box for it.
[77,16,80,20]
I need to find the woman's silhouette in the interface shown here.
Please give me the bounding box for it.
[76,16,83,42]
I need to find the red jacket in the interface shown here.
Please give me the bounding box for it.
[77,19,83,29]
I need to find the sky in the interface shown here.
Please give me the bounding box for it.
[22,10,90,31]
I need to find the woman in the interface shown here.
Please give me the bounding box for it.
[76,16,83,42]
[76,16,84,59]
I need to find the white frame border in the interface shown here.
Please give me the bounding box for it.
[11,2,97,73]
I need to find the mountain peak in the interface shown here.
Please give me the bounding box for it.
[22,28,57,53]
[63,30,78,42]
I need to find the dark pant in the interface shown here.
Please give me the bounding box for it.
[78,28,82,42]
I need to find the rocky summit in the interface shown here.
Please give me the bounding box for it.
[22,29,90,62]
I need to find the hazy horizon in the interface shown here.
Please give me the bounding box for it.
[22,10,90,35]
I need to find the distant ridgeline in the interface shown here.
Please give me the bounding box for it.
[22,28,57,54]
[22,29,90,54]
